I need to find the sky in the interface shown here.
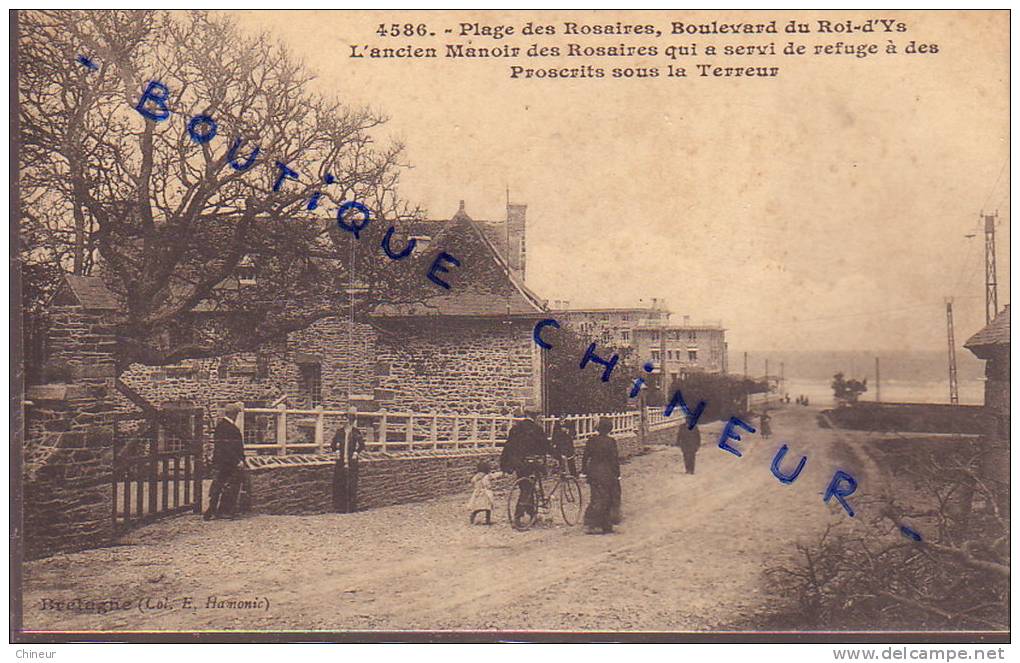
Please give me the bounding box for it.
[232,10,1009,354]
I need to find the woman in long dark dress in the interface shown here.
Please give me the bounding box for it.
[582,418,621,534]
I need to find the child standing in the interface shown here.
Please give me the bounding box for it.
[468,461,497,525]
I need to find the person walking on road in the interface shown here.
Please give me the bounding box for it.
[204,402,246,520]
[581,417,621,535]
[331,407,366,513]
[676,418,702,475]
[759,410,773,439]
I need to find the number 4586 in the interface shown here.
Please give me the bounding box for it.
[377,23,430,37]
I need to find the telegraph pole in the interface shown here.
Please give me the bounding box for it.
[660,313,669,394]
[347,236,356,404]
[875,356,881,403]
[946,299,959,405]
[742,351,749,412]
[984,212,999,324]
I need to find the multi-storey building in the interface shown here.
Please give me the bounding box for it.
[632,322,728,384]
[549,300,728,382]
[548,300,670,349]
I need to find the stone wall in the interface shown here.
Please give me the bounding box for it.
[23,426,114,559]
[374,318,541,415]
[245,425,664,515]
[119,316,542,432]
[118,319,380,426]
[358,452,503,510]
[23,300,120,559]
[45,304,118,383]
[246,461,335,515]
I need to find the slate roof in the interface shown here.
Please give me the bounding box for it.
[53,204,548,320]
[59,275,121,310]
[373,206,547,318]
[964,305,1010,353]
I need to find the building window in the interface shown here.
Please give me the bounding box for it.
[238,255,256,286]
[409,234,432,252]
[217,356,231,380]
[688,331,697,342]
[256,352,270,381]
[621,330,630,341]
[688,349,698,362]
[667,350,673,360]
[651,331,660,341]
[298,363,322,406]
[651,350,661,362]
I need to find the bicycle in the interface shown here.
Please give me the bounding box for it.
[507,455,584,530]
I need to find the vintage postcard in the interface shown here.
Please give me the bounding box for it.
[10,9,1010,645]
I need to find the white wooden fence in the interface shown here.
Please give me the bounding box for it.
[236,405,680,456]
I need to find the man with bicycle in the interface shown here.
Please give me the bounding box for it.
[499,406,553,528]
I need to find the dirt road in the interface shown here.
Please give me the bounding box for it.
[21,406,859,633]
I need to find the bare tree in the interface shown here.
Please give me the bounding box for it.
[765,438,1008,631]
[18,10,438,372]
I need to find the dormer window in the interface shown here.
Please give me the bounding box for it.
[238,255,256,286]
[409,235,431,252]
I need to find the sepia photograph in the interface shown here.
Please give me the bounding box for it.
[9,8,1011,647]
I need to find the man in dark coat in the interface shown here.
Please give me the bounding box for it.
[550,418,577,477]
[331,407,366,513]
[582,417,621,534]
[500,407,552,527]
[676,418,702,475]
[204,402,246,520]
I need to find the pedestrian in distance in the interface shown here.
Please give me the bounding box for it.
[760,410,773,439]
[467,460,499,525]
[581,417,621,535]
[676,416,702,475]
[331,407,366,513]
[204,402,246,520]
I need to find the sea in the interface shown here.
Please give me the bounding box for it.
[735,349,986,407]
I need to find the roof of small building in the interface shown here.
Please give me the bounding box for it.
[56,275,121,310]
[634,325,726,332]
[964,305,1010,352]
[373,206,546,318]
[552,307,667,314]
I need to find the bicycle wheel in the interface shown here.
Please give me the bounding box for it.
[508,476,539,530]
[557,475,584,526]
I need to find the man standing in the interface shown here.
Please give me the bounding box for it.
[676,418,702,475]
[204,402,246,520]
[330,407,365,513]
[500,407,553,528]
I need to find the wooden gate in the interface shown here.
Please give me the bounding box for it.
[112,407,205,532]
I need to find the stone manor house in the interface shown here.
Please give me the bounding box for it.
[108,201,548,438]
[20,199,710,556]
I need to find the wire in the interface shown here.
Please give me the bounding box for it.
[982,156,1009,213]
[762,297,980,329]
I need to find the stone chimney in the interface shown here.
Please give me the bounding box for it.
[506,203,527,281]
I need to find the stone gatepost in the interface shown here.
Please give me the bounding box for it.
[22,276,120,559]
